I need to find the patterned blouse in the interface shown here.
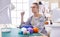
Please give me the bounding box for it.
[20,15,48,36]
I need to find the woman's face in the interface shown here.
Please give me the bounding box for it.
[31,4,39,14]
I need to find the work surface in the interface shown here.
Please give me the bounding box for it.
[2,28,43,37]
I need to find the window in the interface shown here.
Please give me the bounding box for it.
[11,0,29,27]
[51,3,58,10]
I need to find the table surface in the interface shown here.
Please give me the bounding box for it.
[2,28,43,37]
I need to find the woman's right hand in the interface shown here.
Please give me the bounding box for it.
[21,12,25,17]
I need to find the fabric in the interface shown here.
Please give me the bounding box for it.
[0,0,11,24]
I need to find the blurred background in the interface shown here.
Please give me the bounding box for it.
[0,0,60,28]
[10,0,60,27]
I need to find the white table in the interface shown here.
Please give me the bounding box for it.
[45,23,60,37]
[50,26,60,37]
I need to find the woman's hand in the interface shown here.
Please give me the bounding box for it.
[21,12,25,17]
[44,21,49,25]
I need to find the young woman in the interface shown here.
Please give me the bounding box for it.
[20,2,48,36]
